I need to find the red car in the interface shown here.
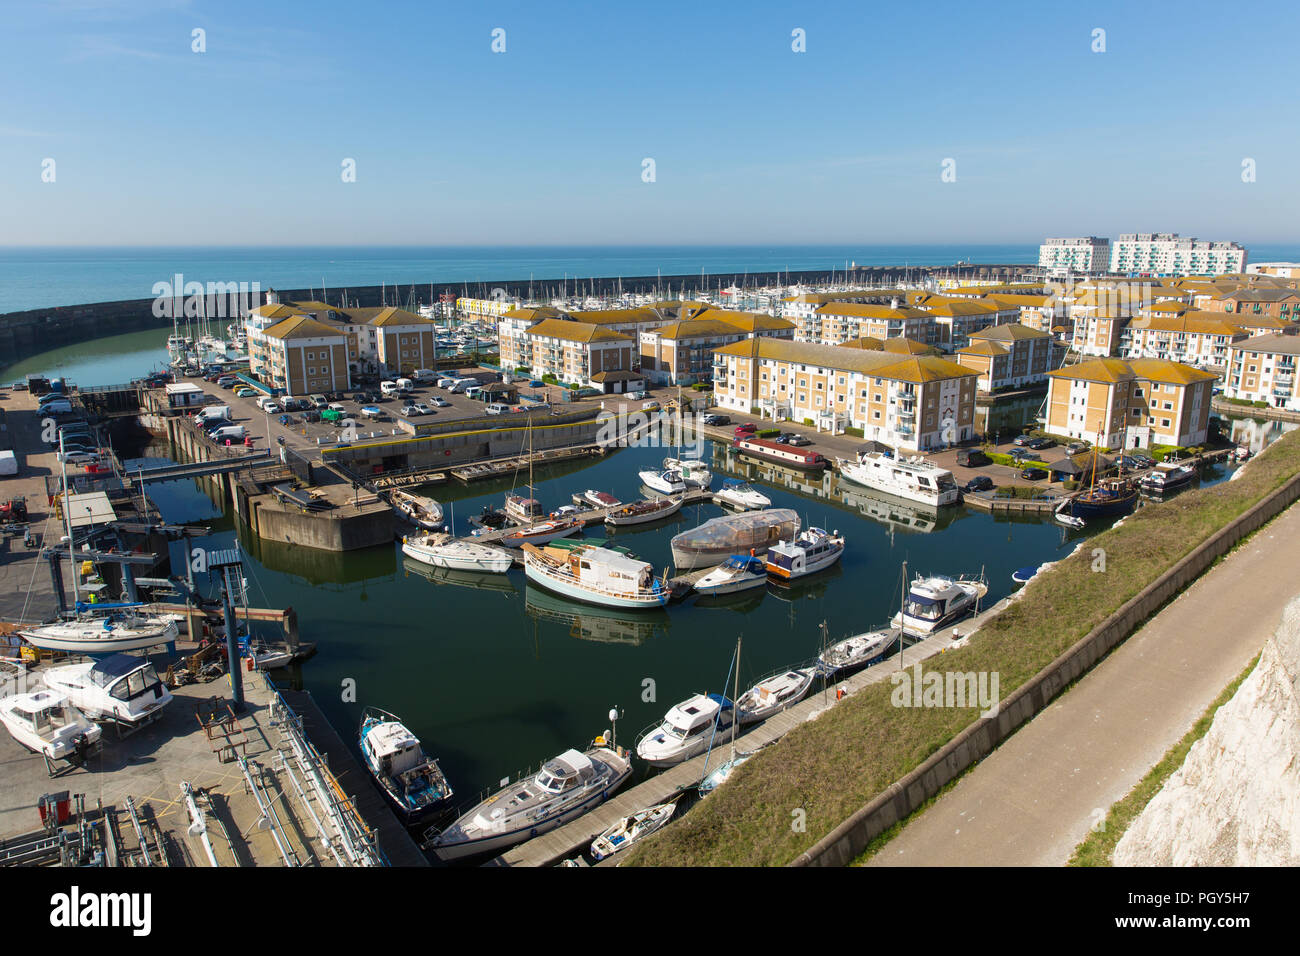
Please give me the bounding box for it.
[734,423,758,436]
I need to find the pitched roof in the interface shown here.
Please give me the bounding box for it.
[838,336,942,356]
[968,323,1052,342]
[1228,333,1300,355]
[365,307,435,328]
[957,340,1009,357]
[1128,312,1247,336]
[1046,358,1136,384]
[1048,357,1215,386]
[1126,358,1218,385]
[913,297,1003,317]
[813,302,930,320]
[524,318,633,344]
[711,337,973,382]
[262,315,346,341]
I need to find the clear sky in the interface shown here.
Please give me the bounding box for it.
[2,0,1297,246]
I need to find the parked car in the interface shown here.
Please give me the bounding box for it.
[528,380,545,388]
[401,403,421,417]
[1020,467,1049,481]
[785,434,813,447]
[1026,437,1055,450]
[1013,434,1032,446]
[641,401,660,412]
[429,397,450,408]
[734,423,757,436]
[235,387,258,398]
[964,475,995,492]
[485,402,512,415]
[701,413,730,426]
[956,448,990,467]
[1065,442,1089,456]
[310,394,329,408]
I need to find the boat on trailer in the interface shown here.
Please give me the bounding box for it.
[0,690,102,766]
[19,603,179,655]
[41,654,173,727]
[359,707,454,826]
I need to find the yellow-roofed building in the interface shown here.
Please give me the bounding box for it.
[709,338,976,451]
[1120,311,1251,369]
[955,324,1056,392]
[1045,358,1215,449]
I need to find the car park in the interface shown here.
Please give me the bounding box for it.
[1020,467,1049,481]
[964,475,995,492]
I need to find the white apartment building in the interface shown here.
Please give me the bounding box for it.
[1039,237,1111,276]
[1110,234,1247,277]
[457,296,520,321]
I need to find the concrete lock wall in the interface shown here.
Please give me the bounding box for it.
[253,502,393,552]
[791,467,1300,867]
[324,418,602,472]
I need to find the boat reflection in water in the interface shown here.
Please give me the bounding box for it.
[765,561,843,602]
[402,558,519,595]
[524,585,668,646]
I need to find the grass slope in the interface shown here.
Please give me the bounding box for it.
[623,433,1300,866]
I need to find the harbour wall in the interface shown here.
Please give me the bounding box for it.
[0,263,1035,368]
[790,463,1300,867]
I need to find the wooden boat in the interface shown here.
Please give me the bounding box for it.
[522,542,669,610]
[604,495,683,527]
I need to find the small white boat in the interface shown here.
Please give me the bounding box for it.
[504,494,544,523]
[636,693,736,767]
[1055,508,1086,530]
[891,574,989,636]
[713,478,771,511]
[1233,446,1252,461]
[693,555,769,596]
[589,802,677,861]
[20,605,179,655]
[639,468,686,495]
[390,491,444,530]
[402,532,514,573]
[0,690,102,762]
[662,457,712,489]
[736,667,816,724]
[764,527,845,580]
[817,629,897,676]
[574,490,621,510]
[699,753,752,796]
[604,496,683,527]
[41,655,173,726]
[1138,461,1197,495]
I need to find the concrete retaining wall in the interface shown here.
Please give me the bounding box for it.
[252,501,394,552]
[791,467,1300,867]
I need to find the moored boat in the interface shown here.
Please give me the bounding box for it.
[891,574,988,636]
[1138,461,1197,495]
[735,667,816,724]
[662,457,713,489]
[359,707,454,826]
[764,527,845,580]
[574,490,621,510]
[504,494,544,523]
[670,508,800,570]
[692,555,768,596]
[499,517,583,547]
[522,542,669,610]
[636,693,737,767]
[837,452,959,507]
[604,495,683,527]
[817,628,897,676]
[1061,476,1138,520]
[733,436,828,471]
[390,490,444,530]
[402,532,515,573]
[638,468,686,495]
[589,802,677,861]
[713,478,771,510]
[428,743,632,861]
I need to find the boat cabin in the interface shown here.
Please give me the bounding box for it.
[535,750,595,794]
[86,655,170,720]
[3,692,84,741]
[903,577,966,624]
[660,693,733,740]
[364,721,425,778]
[567,547,655,596]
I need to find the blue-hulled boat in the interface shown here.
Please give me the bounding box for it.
[1011,565,1040,585]
[359,707,454,826]
[1060,476,1138,520]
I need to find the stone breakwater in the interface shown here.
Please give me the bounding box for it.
[0,263,1034,368]
[1113,593,1300,866]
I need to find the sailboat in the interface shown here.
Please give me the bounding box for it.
[699,637,752,795]
[1057,421,1138,522]
[499,416,583,545]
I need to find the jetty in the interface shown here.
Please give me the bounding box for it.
[489,593,1014,867]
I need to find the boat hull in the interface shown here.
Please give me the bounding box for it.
[605,497,683,526]
[401,539,513,573]
[20,619,178,654]
[524,560,669,611]
[838,462,959,507]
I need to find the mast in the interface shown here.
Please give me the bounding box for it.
[729,635,741,764]
[59,432,78,610]
[896,559,908,670]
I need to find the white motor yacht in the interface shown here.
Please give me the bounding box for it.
[764,527,845,581]
[41,654,173,726]
[693,555,768,596]
[891,574,989,636]
[0,690,102,762]
[713,478,771,511]
[636,693,737,767]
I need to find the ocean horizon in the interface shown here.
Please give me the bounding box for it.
[4,243,1299,315]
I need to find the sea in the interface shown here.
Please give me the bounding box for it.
[3,244,1041,314]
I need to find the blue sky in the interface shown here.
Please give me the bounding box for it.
[2,0,1297,246]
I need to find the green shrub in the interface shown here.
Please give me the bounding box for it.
[757,428,781,438]
[803,418,815,427]
[845,426,864,438]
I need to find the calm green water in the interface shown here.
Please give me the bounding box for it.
[1,328,171,387]
[29,337,1262,828]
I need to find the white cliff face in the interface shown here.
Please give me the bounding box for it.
[1113,595,1300,866]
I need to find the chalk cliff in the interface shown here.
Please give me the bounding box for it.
[1113,594,1300,866]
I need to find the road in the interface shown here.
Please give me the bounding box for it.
[867,499,1300,867]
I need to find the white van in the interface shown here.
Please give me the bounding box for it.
[412,369,438,383]
[464,386,486,402]
[395,377,414,393]
[485,403,511,416]
[255,396,278,412]
[209,424,247,442]
[436,377,458,389]
[448,378,477,394]
[380,381,400,397]
[196,405,232,425]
